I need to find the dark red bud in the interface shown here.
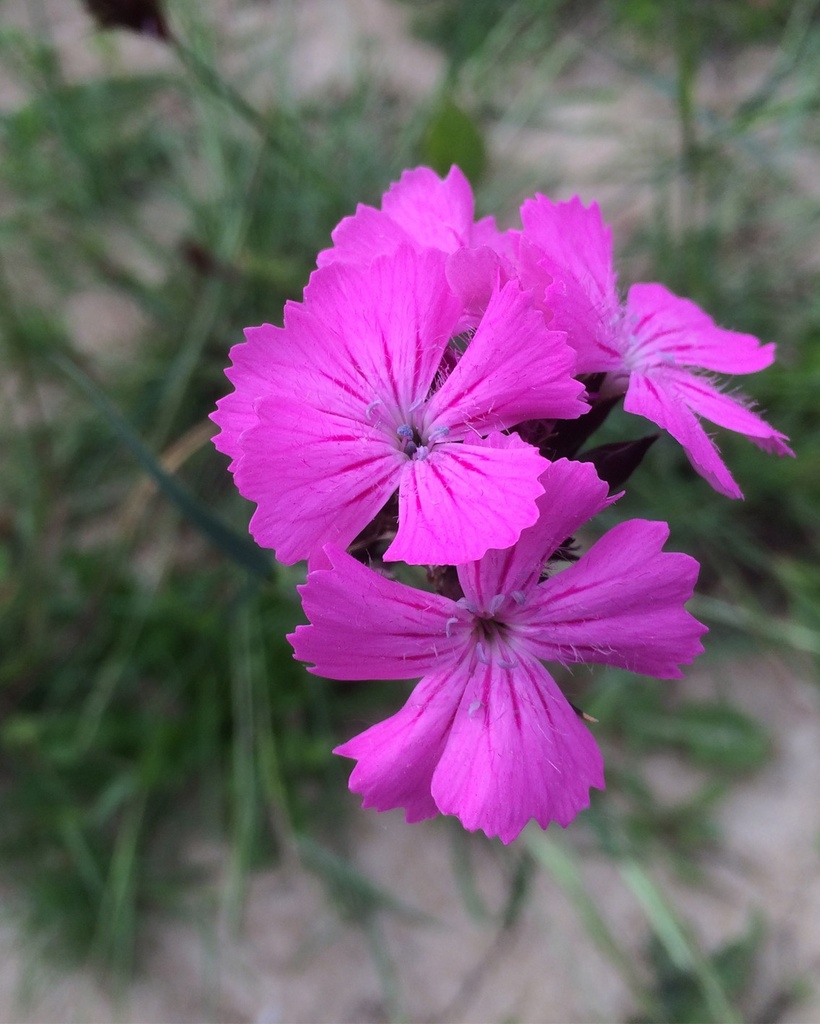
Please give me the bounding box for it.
[579,435,659,491]
[82,0,171,41]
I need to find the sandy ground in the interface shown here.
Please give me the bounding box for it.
[1,656,819,1023]
[2,2,819,1021]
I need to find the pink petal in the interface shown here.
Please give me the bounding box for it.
[626,283,776,374]
[381,165,479,252]
[210,322,289,470]
[444,245,514,327]
[522,520,707,678]
[518,195,621,373]
[290,545,470,680]
[457,458,613,611]
[234,396,400,564]
[669,372,794,456]
[509,233,552,313]
[624,371,743,498]
[424,278,587,436]
[318,166,489,267]
[386,434,548,565]
[215,278,403,470]
[472,215,511,252]
[301,247,462,420]
[317,205,414,267]
[333,671,464,823]
[431,651,604,843]
[520,195,617,303]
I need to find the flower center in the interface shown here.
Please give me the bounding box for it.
[456,591,528,669]
[396,422,449,461]
[471,618,519,669]
[459,590,525,620]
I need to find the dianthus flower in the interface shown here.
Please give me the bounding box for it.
[211,245,586,566]
[290,458,706,843]
[317,165,502,265]
[515,195,793,498]
[318,165,514,326]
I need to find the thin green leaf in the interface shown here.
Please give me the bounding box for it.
[620,860,744,1024]
[526,833,659,1018]
[51,353,274,579]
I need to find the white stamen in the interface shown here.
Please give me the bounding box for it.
[428,425,450,442]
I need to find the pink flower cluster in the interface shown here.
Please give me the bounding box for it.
[212,167,791,843]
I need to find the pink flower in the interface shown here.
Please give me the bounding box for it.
[317,165,503,266]
[211,245,587,566]
[517,194,792,498]
[318,165,514,326]
[290,459,706,843]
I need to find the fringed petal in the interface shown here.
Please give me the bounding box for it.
[432,651,604,843]
[522,520,707,678]
[290,545,470,680]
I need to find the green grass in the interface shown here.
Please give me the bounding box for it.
[1,0,818,1017]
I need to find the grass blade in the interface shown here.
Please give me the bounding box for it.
[620,859,744,1024]
[51,353,273,579]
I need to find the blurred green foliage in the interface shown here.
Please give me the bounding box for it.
[422,97,488,181]
[634,926,760,1024]
[0,0,818,1014]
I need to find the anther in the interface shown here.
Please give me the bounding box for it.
[475,642,490,666]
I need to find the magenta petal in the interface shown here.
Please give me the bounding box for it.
[386,435,547,565]
[290,545,470,680]
[317,205,415,267]
[518,195,621,373]
[624,371,743,498]
[318,166,482,268]
[444,246,513,326]
[520,195,617,304]
[431,653,604,843]
[669,372,794,455]
[425,278,586,436]
[210,323,287,470]
[627,283,776,374]
[302,247,462,417]
[472,215,511,253]
[234,396,400,564]
[381,165,477,251]
[523,520,707,678]
[334,671,464,823]
[457,458,613,610]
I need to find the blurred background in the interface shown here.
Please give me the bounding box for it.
[1,0,819,1020]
